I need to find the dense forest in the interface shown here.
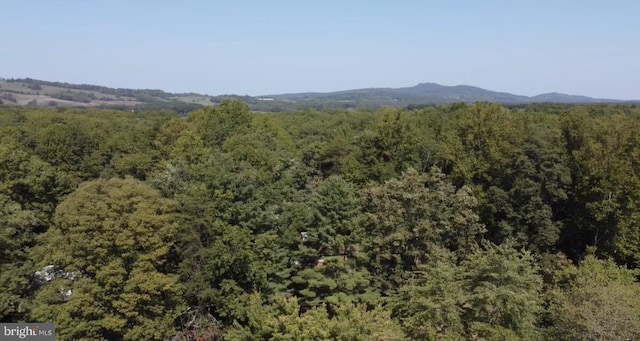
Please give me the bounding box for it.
[1,101,640,340]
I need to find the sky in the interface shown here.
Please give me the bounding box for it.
[1,1,639,99]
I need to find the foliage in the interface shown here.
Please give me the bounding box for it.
[29,177,184,340]
[547,254,640,340]
[461,241,544,340]
[360,167,485,291]
[225,293,407,340]
[1,102,640,338]
[390,248,466,340]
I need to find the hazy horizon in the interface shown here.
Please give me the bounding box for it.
[2,1,638,99]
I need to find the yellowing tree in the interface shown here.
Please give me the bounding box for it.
[226,293,407,341]
[30,177,184,340]
[548,255,640,341]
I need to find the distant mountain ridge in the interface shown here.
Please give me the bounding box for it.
[266,82,628,105]
[0,77,635,113]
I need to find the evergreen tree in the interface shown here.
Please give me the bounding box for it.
[461,242,543,340]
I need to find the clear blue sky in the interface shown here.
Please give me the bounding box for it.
[1,1,638,99]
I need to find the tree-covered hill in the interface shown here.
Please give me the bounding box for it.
[2,78,635,113]
[0,78,205,114]
[1,102,640,340]
[259,82,633,107]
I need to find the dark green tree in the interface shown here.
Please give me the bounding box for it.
[390,247,465,340]
[360,167,485,292]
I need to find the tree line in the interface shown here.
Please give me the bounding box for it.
[1,102,639,340]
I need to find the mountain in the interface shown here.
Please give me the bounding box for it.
[528,92,609,103]
[0,78,634,113]
[267,83,626,106]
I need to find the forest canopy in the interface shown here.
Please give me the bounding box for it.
[1,102,640,340]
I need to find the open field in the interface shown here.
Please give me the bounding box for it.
[0,78,206,113]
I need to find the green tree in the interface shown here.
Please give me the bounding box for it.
[357,109,422,181]
[299,176,364,264]
[390,247,465,340]
[0,195,38,321]
[0,142,71,322]
[0,140,72,216]
[547,254,640,341]
[226,293,407,341]
[317,124,361,178]
[288,176,375,309]
[361,167,485,291]
[175,186,261,324]
[33,121,97,177]
[187,100,252,148]
[561,111,640,264]
[461,242,543,340]
[30,177,184,340]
